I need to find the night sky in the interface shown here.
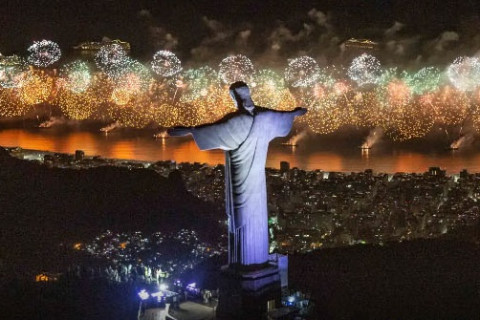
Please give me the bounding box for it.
[1,1,480,65]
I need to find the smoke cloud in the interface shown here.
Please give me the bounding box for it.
[171,8,480,70]
[137,9,179,54]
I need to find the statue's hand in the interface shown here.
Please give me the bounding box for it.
[294,107,308,116]
[168,126,192,137]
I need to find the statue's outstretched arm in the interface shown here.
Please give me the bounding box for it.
[265,107,307,139]
[292,107,308,116]
[167,112,236,137]
[275,107,307,116]
[169,113,252,151]
[167,126,193,137]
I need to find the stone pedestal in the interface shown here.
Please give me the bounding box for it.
[221,264,280,291]
[216,264,282,319]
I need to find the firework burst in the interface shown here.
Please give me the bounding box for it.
[179,66,217,102]
[447,56,480,92]
[60,60,91,93]
[251,69,286,109]
[285,56,321,88]
[347,53,381,87]
[151,50,182,78]
[27,40,62,68]
[218,54,255,85]
[95,43,129,78]
[0,55,27,88]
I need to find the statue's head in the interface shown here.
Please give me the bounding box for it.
[229,81,255,114]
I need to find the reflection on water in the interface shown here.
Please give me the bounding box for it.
[0,128,480,173]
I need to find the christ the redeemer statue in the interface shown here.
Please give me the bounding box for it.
[169,81,306,268]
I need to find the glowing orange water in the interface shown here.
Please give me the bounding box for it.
[0,129,479,173]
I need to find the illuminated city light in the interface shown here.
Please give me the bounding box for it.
[159,283,168,291]
[138,289,149,300]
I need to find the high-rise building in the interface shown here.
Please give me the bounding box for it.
[280,161,290,173]
[75,150,85,161]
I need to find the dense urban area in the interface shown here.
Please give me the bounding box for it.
[9,147,480,259]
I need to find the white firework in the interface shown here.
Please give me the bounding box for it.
[27,40,62,67]
[284,56,321,87]
[151,50,182,77]
[347,53,382,87]
[218,54,255,85]
[95,43,129,78]
[447,56,480,92]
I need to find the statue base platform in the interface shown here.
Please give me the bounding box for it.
[216,264,282,319]
[221,264,280,292]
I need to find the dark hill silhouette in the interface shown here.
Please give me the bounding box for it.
[0,147,223,277]
[289,239,480,319]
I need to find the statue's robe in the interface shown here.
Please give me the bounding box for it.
[191,107,298,266]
